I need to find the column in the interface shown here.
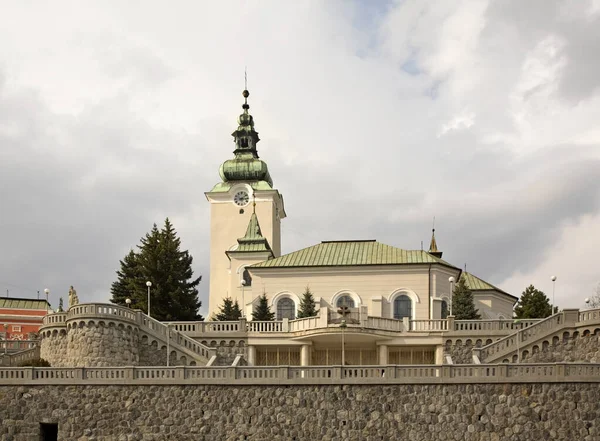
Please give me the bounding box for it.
[435,345,444,365]
[378,344,388,365]
[300,344,311,366]
[247,345,256,366]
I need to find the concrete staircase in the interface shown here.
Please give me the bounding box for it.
[475,308,600,363]
[137,312,216,366]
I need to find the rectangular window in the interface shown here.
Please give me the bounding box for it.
[12,325,21,332]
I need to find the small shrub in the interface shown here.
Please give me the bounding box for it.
[19,358,51,367]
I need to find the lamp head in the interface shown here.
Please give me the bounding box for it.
[551,276,557,282]
[146,281,152,287]
[585,298,590,304]
[241,280,246,286]
[448,277,455,283]
[125,298,131,305]
[44,288,49,294]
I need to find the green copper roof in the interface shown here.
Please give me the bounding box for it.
[250,240,457,269]
[461,272,517,301]
[227,210,274,257]
[0,297,50,310]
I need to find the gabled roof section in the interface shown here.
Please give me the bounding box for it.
[0,297,50,310]
[461,272,517,301]
[227,211,274,257]
[250,240,459,269]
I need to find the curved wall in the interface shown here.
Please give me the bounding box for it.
[39,305,195,367]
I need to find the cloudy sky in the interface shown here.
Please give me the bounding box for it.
[1,0,599,316]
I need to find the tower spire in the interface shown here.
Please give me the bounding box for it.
[428,220,443,258]
[217,86,273,188]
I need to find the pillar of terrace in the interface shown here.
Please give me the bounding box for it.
[300,344,311,366]
[378,344,388,365]
[435,345,444,364]
[247,345,256,366]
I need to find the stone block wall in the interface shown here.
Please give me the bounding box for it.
[444,338,491,364]
[39,331,67,365]
[0,383,599,440]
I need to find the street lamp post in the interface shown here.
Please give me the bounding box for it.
[551,276,557,314]
[166,324,171,367]
[125,298,131,308]
[44,288,50,314]
[241,280,246,318]
[146,281,152,318]
[340,319,347,367]
[448,277,455,316]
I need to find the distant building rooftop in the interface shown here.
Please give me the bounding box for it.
[0,297,51,310]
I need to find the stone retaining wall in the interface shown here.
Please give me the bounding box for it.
[0,383,598,440]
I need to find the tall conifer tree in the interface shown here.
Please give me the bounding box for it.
[252,293,275,321]
[514,285,553,318]
[297,286,318,318]
[453,278,481,319]
[213,298,242,321]
[110,219,203,321]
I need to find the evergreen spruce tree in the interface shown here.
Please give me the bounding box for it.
[514,285,553,318]
[297,286,318,318]
[453,278,481,319]
[109,219,203,321]
[110,250,141,306]
[213,297,242,321]
[252,292,275,321]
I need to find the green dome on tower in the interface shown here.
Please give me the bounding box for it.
[212,89,273,191]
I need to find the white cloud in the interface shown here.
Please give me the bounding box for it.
[0,0,599,316]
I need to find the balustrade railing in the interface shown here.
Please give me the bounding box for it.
[578,308,600,323]
[366,317,404,332]
[289,316,321,332]
[0,363,598,384]
[410,319,448,332]
[0,340,38,352]
[478,313,565,362]
[247,321,283,333]
[42,312,67,326]
[139,314,215,361]
[453,319,540,332]
[168,321,242,333]
[67,303,137,323]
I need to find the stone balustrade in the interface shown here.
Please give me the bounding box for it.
[410,319,448,331]
[0,340,38,352]
[167,315,552,338]
[39,303,216,367]
[477,308,600,363]
[41,312,67,326]
[452,319,540,332]
[0,362,599,385]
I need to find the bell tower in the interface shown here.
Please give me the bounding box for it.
[205,89,286,317]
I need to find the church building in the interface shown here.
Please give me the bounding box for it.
[204,89,517,365]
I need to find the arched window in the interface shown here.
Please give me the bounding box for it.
[242,268,252,287]
[277,298,295,320]
[393,295,412,319]
[336,295,355,308]
[441,300,449,319]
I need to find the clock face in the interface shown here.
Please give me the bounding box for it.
[233,191,250,206]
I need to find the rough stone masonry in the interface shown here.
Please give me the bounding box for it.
[0,383,599,441]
